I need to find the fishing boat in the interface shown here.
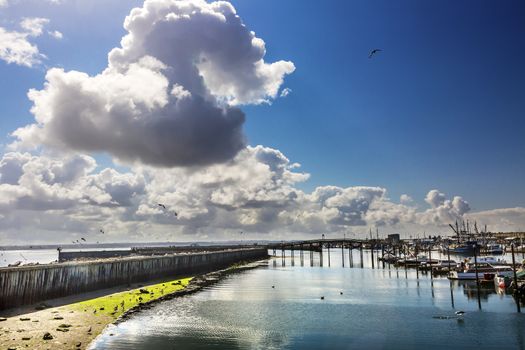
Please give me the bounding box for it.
[448,263,514,280]
[442,242,478,255]
[484,244,504,255]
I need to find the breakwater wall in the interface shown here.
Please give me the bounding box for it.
[58,250,133,262]
[58,245,263,262]
[0,248,268,310]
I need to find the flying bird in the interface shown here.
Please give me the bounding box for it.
[81,238,86,242]
[173,211,178,217]
[100,229,105,234]
[158,203,166,209]
[368,48,382,59]
[455,311,465,316]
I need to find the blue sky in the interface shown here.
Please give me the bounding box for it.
[232,0,525,211]
[0,0,524,243]
[1,0,524,212]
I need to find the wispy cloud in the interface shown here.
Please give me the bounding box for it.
[0,17,61,67]
[0,26,44,67]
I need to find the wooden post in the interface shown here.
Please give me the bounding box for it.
[342,242,345,267]
[473,244,481,310]
[381,244,385,269]
[360,244,364,268]
[327,244,330,267]
[320,243,324,267]
[310,244,314,267]
[404,245,408,279]
[291,246,295,266]
[282,246,285,267]
[449,280,455,309]
[522,233,524,260]
[511,244,521,313]
[349,244,353,268]
[371,244,375,269]
[447,246,452,278]
[415,245,419,280]
[429,245,433,280]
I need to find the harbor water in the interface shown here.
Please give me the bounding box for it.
[89,249,525,349]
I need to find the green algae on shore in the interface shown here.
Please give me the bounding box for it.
[0,277,192,350]
[71,277,192,320]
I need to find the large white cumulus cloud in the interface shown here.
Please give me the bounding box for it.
[0,146,490,244]
[13,0,295,167]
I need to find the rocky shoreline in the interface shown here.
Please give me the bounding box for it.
[115,259,268,324]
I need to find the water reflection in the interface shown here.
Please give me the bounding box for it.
[90,249,525,350]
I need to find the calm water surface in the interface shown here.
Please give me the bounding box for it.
[90,249,525,349]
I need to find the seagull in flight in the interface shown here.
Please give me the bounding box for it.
[173,211,178,217]
[158,203,166,209]
[81,238,86,242]
[368,48,382,59]
[99,229,105,234]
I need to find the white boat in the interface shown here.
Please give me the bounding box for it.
[449,263,514,280]
[466,256,508,265]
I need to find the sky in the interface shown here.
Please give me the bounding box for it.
[0,0,524,244]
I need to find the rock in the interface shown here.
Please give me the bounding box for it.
[56,328,69,332]
[35,303,51,310]
[53,316,64,320]
[139,289,149,294]
[7,347,16,350]
[22,336,31,340]
[0,317,7,321]
[43,332,53,340]
[99,307,104,311]
[57,324,72,328]
[19,318,30,321]
[76,342,82,348]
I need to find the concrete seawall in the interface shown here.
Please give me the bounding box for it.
[0,248,268,310]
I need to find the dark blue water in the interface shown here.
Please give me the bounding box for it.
[90,249,525,349]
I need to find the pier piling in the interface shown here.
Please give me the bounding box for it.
[511,244,521,313]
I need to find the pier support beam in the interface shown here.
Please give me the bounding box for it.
[371,245,375,269]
